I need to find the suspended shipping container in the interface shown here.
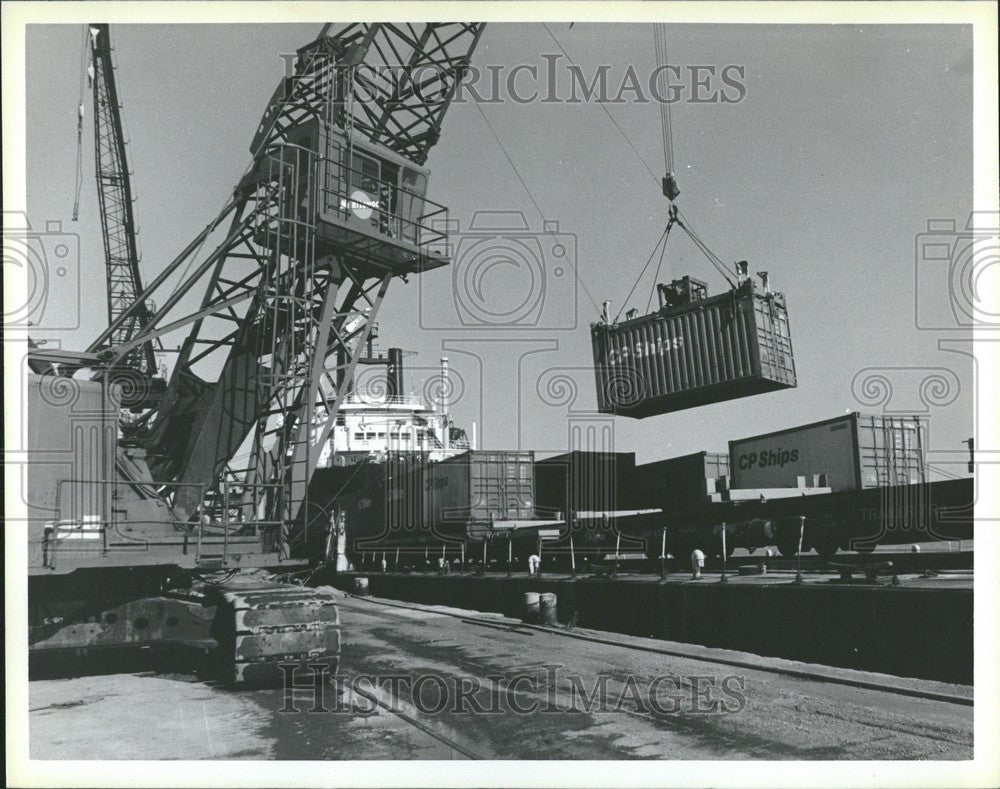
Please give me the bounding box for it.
[729,412,926,493]
[631,451,730,510]
[591,276,796,418]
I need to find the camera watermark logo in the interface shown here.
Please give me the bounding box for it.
[914,211,999,330]
[3,211,81,332]
[420,211,578,330]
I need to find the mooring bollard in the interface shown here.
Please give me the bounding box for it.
[539,592,558,626]
[353,576,370,596]
[660,526,668,580]
[795,516,806,584]
[719,523,729,584]
[522,591,541,624]
[612,529,621,579]
[691,549,705,580]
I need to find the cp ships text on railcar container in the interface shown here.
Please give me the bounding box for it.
[729,412,926,493]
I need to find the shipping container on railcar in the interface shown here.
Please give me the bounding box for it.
[337,454,429,551]
[425,450,535,536]
[591,275,796,418]
[729,412,926,493]
[631,451,730,510]
[534,451,637,519]
[340,451,536,552]
[291,455,391,559]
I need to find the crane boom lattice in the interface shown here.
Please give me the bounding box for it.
[84,24,484,549]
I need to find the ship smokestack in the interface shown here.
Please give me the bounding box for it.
[387,347,403,400]
[440,355,450,450]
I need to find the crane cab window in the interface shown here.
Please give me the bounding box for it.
[343,149,400,237]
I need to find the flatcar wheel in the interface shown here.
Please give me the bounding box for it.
[808,522,841,559]
[812,540,840,559]
[774,534,800,558]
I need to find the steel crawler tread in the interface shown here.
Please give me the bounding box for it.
[214,584,341,688]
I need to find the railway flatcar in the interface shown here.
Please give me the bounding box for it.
[620,476,974,559]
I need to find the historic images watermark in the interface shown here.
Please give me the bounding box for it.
[279,665,748,717]
[279,55,749,107]
[452,59,747,105]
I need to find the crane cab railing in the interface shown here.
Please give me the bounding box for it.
[243,128,450,276]
[40,477,304,570]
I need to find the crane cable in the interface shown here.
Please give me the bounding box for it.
[72,25,90,221]
[654,24,675,178]
[675,210,737,288]
[612,24,735,319]
[472,100,603,314]
[613,223,671,322]
[614,24,683,322]
[645,219,672,314]
[654,24,736,288]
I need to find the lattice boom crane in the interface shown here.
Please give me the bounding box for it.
[30,23,485,687]
[84,24,157,378]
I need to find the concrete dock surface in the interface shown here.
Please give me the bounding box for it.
[30,593,973,760]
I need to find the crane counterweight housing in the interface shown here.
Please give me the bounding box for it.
[592,276,797,418]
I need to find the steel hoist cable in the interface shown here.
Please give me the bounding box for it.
[654,24,675,178]
[653,25,736,292]
[613,223,671,322]
[472,99,603,314]
[72,26,90,221]
[542,23,661,187]
[654,24,681,203]
[675,209,737,288]
[645,217,672,313]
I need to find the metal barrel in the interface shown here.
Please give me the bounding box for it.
[522,592,540,624]
[539,592,558,626]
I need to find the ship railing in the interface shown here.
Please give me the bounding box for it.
[340,393,429,407]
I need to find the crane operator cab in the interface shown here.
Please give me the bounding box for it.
[246,118,449,277]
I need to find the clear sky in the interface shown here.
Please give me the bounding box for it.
[25,22,974,474]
